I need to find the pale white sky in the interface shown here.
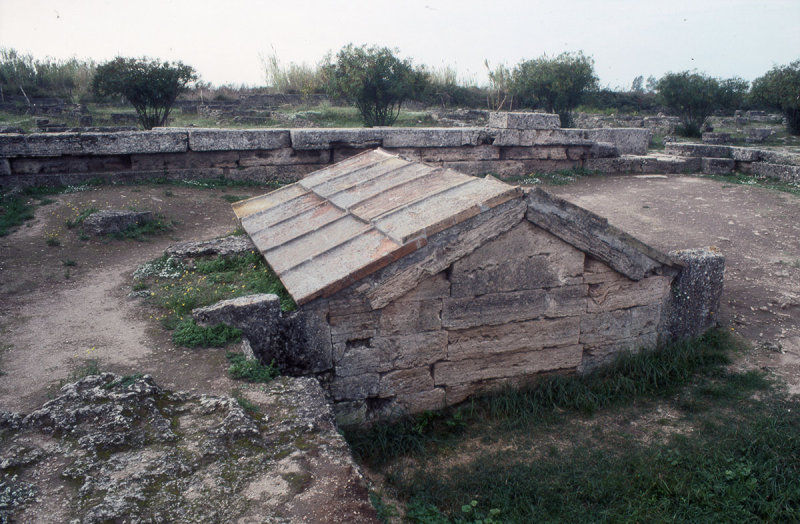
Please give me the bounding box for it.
[1,0,798,88]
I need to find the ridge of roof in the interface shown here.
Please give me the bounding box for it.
[233,149,522,305]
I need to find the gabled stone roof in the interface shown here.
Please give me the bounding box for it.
[232,149,521,305]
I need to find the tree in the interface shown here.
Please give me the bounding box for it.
[751,60,800,135]
[92,57,197,130]
[716,77,749,111]
[324,44,423,127]
[656,71,720,137]
[631,75,645,93]
[510,51,598,127]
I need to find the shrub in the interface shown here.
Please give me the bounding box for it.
[656,71,720,137]
[324,44,424,126]
[226,352,279,383]
[510,51,598,127]
[751,60,800,135]
[92,57,197,129]
[0,47,96,102]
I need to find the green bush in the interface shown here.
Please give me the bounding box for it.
[511,51,598,127]
[92,57,197,129]
[751,60,800,135]
[0,47,96,102]
[324,44,424,126]
[655,71,733,137]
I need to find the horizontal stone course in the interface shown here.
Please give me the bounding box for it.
[188,128,290,151]
[0,130,188,157]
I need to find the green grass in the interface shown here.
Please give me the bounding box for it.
[226,352,279,383]
[499,167,599,187]
[64,207,98,229]
[136,250,294,336]
[346,330,800,523]
[220,194,248,203]
[172,319,242,348]
[0,194,36,236]
[708,172,800,196]
[109,215,173,241]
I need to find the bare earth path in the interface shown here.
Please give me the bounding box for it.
[549,174,800,393]
[0,185,266,412]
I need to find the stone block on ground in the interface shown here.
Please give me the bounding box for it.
[664,143,731,159]
[746,128,775,143]
[581,128,651,155]
[82,210,154,236]
[0,158,10,176]
[188,129,290,151]
[488,112,561,130]
[751,162,800,184]
[380,128,484,148]
[165,235,255,259]
[662,247,725,341]
[702,132,731,144]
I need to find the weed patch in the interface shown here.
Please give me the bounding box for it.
[501,167,599,187]
[0,194,36,236]
[110,215,173,241]
[172,319,242,348]
[226,353,279,383]
[220,194,247,203]
[64,207,98,229]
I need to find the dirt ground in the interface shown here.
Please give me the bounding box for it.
[0,184,271,412]
[1,173,798,413]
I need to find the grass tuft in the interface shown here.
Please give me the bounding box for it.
[226,352,279,383]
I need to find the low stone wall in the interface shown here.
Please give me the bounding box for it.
[0,119,652,190]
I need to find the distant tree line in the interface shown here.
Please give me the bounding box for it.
[2,46,798,135]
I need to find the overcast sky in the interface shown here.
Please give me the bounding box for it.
[1,0,798,89]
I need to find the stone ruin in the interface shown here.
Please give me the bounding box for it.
[196,148,725,424]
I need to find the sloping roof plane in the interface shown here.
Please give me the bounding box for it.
[233,149,521,305]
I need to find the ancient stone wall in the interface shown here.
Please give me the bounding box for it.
[0,121,651,190]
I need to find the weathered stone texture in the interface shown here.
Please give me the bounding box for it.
[488,112,562,130]
[664,143,731,159]
[450,221,584,297]
[663,247,725,341]
[82,210,154,236]
[0,130,188,157]
[187,128,290,151]
[701,157,735,175]
[581,128,651,155]
[0,158,10,176]
[446,317,581,360]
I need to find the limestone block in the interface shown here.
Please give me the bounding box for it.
[290,128,386,150]
[237,148,331,167]
[333,400,367,426]
[394,273,451,303]
[488,112,561,130]
[375,331,448,370]
[10,155,132,175]
[582,128,651,155]
[662,247,725,341]
[378,299,442,334]
[759,150,800,166]
[82,210,154,236]
[330,373,380,401]
[165,235,255,259]
[434,344,582,387]
[580,303,661,346]
[329,310,378,345]
[578,331,659,373]
[0,158,10,176]
[701,157,734,175]
[450,221,584,297]
[282,306,334,373]
[664,143,731,159]
[441,160,525,177]
[364,198,527,309]
[730,147,761,162]
[746,127,775,143]
[226,164,318,184]
[335,331,447,376]
[751,162,800,183]
[395,388,446,413]
[385,145,500,162]
[378,367,435,398]
[702,132,731,145]
[525,188,676,281]
[589,142,619,159]
[583,256,620,284]
[0,130,189,157]
[188,129,290,151]
[587,275,671,313]
[381,128,484,148]
[442,285,585,330]
[447,316,580,360]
